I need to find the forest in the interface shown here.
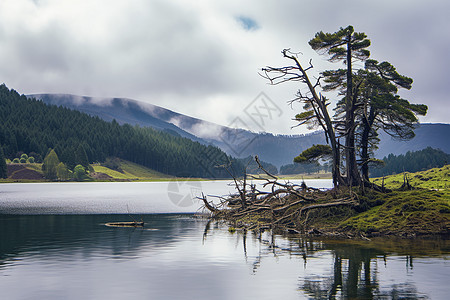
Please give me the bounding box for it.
[370,147,450,177]
[0,84,244,179]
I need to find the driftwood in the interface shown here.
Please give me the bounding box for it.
[198,156,360,233]
[105,221,144,227]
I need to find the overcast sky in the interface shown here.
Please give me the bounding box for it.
[1,0,449,134]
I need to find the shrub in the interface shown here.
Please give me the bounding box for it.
[73,164,86,181]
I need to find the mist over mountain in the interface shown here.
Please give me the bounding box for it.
[376,124,450,158]
[31,94,205,143]
[31,94,450,169]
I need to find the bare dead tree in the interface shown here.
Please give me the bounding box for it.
[199,156,358,234]
[260,49,344,188]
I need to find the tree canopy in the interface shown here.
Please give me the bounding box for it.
[262,25,427,189]
[0,146,7,179]
[42,149,60,180]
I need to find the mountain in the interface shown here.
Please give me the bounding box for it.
[30,94,206,143]
[375,123,450,158]
[30,94,450,169]
[29,93,326,167]
[0,85,245,178]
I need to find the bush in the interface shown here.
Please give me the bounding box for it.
[56,162,71,181]
[12,158,20,163]
[27,157,35,163]
[73,164,86,181]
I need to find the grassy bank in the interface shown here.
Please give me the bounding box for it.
[371,165,450,190]
[91,160,174,181]
[214,165,450,238]
[1,159,206,182]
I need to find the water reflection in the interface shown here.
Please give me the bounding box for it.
[0,214,199,264]
[0,214,448,299]
[203,222,448,299]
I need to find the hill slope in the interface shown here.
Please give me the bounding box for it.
[1,85,244,178]
[29,93,331,167]
[30,93,205,143]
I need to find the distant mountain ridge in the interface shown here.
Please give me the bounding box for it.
[30,94,205,143]
[30,94,450,168]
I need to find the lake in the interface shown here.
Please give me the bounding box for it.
[0,179,333,214]
[0,181,448,299]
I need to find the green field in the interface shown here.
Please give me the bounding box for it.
[371,165,450,190]
[340,165,450,236]
[91,159,173,181]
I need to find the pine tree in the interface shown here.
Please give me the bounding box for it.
[309,25,370,186]
[0,146,7,179]
[56,162,70,181]
[42,149,60,180]
[75,144,89,170]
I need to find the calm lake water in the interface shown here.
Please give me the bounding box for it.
[0,181,449,299]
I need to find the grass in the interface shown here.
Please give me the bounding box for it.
[2,158,209,182]
[371,165,450,190]
[339,166,450,236]
[119,160,173,179]
[92,165,134,179]
[91,159,174,181]
[340,189,450,236]
[26,163,44,174]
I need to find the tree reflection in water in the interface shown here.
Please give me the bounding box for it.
[300,244,427,299]
[204,221,445,299]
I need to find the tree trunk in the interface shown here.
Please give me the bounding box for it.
[360,108,376,182]
[345,35,361,186]
[291,54,344,188]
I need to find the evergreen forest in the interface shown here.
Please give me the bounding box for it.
[370,147,450,177]
[0,84,244,178]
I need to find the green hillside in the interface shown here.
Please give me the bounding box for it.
[0,84,244,179]
[371,165,450,190]
[340,166,450,236]
[92,159,173,181]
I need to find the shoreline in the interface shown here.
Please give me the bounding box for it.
[200,167,450,239]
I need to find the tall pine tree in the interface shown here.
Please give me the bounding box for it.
[309,25,370,186]
[42,149,60,180]
[75,144,89,170]
[0,146,7,179]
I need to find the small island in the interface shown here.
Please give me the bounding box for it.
[200,163,449,238]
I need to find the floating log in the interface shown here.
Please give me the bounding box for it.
[105,221,144,228]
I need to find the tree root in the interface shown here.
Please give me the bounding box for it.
[201,156,384,235]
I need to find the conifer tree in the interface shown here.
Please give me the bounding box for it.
[56,162,71,181]
[0,147,7,179]
[263,26,426,189]
[309,25,370,186]
[42,149,60,180]
[75,144,89,170]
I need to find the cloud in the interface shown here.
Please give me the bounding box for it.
[0,0,448,135]
[188,121,224,140]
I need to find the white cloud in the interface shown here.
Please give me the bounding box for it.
[0,0,448,135]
